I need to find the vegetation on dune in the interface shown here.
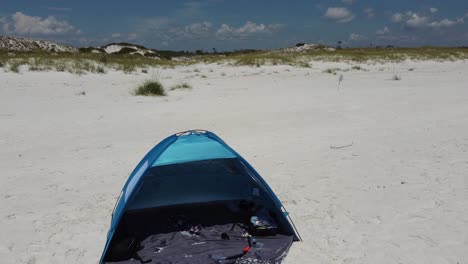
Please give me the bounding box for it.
[232,52,294,66]
[305,47,468,62]
[1,47,468,74]
[0,49,175,74]
[8,61,21,73]
[78,47,106,53]
[114,47,140,55]
[323,65,368,75]
[323,68,344,75]
[352,65,364,70]
[134,80,166,96]
[392,74,402,81]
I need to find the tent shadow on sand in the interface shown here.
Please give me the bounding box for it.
[100,130,301,264]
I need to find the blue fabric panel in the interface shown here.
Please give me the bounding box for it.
[100,134,177,264]
[154,134,236,166]
[127,159,259,210]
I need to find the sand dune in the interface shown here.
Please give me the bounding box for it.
[1,60,467,263]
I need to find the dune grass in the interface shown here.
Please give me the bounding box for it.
[181,47,468,67]
[134,80,166,96]
[323,68,341,75]
[1,47,467,74]
[392,74,402,81]
[296,47,468,62]
[0,49,175,74]
[232,52,295,66]
[8,61,21,73]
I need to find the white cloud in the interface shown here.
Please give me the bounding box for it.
[405,13,429,28]
[184,21,212,38]
[1,12,77,35]
[139,18,215,41]
[376,33,418,43]
[349,33,367,41]
[428,18,464,29]
[376,26,390,35]
[391,10,464,30]
[364,8,375,18]
[429,8,438,14]
[391,13,404,23]
[162,21,213,41]
[324,7,355,23]
[375,27,390,35]
[216,21,282,40]
[136,19,282,44]
[110,33,138,41]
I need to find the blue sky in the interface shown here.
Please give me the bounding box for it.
[1,0,467,50]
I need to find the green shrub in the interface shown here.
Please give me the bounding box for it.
[134,80,166,96]
[121,63,136,73]
[82,61,95,72]
[96,65,106,74]
[55,62,67,72]
[323,68,340,75]
[9,62,21,73]
[392,74,402,80]
[99,56,108,64]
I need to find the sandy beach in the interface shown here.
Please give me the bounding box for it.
[1,60,468,263]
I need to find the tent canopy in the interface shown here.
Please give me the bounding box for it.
[100,130,300,263]
[154,132,237,166]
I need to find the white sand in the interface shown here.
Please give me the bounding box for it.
[1,61,467,263]
[102,44,155,54]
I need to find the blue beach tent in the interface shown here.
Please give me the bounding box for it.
[101,130,300,263]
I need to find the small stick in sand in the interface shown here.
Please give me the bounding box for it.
[337,74,344,91]
[330,142,353,149]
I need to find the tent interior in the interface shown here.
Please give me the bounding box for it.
[103,158,296,263]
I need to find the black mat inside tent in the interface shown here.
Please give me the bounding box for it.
[105,201,293,264]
